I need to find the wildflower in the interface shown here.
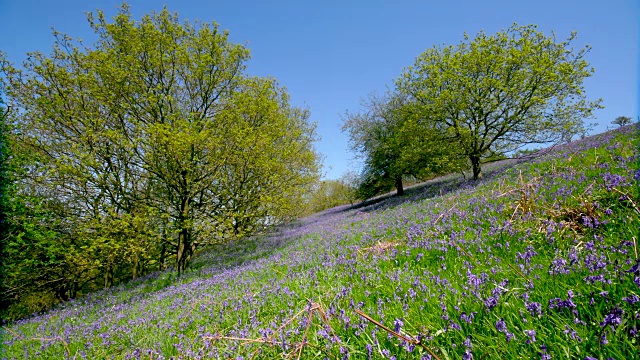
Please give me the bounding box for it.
[393,318,403,333]
[460,312,476,324]
[548,296,576,310]
[563,325,582,342]
[505,332,515,342]
[484,296,498,309]
[549,257,570,275]
[526,302,543,316]
[538,344,551,359]
[462,349,474,360]
[600,333,608,345]
[495,318,514,341]
[602,172,626,190]
[600,307,623,329]
[626,261,640,276]
[524,329,536,344]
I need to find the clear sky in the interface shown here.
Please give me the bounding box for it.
[1,0,638,179]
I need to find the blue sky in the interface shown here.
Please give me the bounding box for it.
[1,0,638,179]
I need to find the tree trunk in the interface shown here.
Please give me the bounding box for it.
[471,155,482,180]
[176,195,191,275]
[395,175,404,196]
[159,241,166,271]
[104,265,113,289]
[177,227,187,275]
[185,242,197,267]
[132,255,138,280]
[68,281,77,299]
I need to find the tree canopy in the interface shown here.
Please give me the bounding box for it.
[0,94,10,312]
[302,172,360,215]
[343,91,465,197]
[397,24,602,179]
[0,5,319,318]
[612,116,632,127]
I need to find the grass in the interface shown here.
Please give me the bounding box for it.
[1,124,639,359]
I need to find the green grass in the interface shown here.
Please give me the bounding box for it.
[1,125,639,359]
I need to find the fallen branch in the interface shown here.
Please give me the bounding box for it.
[434,201,458,225]
[204,301,339,359]
[3,328,72,357]
[354,309,441,360]
[31,337,71,357]
[507,263,531,283]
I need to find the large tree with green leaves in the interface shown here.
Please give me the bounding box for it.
[397,24,602,179]
[0,93,9,312]
[343,91,465,197]
[1,2,319,292]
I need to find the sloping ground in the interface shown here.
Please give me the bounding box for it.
[2,125,639,359]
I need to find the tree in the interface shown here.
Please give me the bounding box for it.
[343,91,465,197]
[0,93,9,313]
[302,172,361,215]
[211,77,320,238]
[1,2,319,293]
[612,116,632,127]
[397,24,602,179]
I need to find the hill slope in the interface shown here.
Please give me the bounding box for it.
[2,125,639,359]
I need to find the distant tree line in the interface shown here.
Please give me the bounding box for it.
[344,24,602,197]
[0,6,319,320]
[301,172,360,215]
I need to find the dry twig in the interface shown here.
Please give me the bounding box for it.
[354,309,441,360]
[203,301,339,360]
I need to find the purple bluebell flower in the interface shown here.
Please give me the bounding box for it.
[505,332,515,342]
[563,325,582,342]
[484,296,499,309]
[495,318,514,341]
[526,302,543,316]
[393,318,403,333]
[462,349,474,360]
[524,329,536,344]
[460,312,476,324]
[538,344,551,359]
[602,172,627,190]
[600,333,608,345]
[463,336,472,348]
[600,307,623,329]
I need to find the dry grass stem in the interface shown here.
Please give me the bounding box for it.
[203,301,339,360]
[354,309,441,360]
[358,241,399,256]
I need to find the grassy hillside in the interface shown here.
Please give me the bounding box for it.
[2,125,638,359]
